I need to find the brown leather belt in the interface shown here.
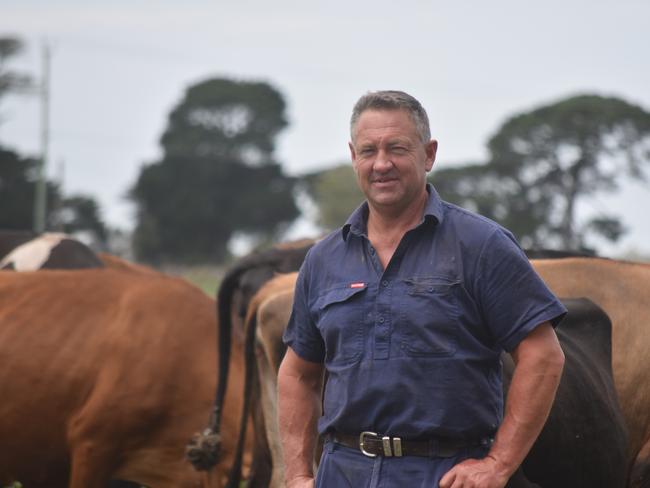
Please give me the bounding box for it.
[327,431,492,458]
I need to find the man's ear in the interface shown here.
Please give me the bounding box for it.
[349,142,359,172]
[425,139,438,172]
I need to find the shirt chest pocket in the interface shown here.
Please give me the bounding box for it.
[314,284,367,364]
[399,277,460,357]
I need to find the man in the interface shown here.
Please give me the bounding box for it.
[278,90,566,488]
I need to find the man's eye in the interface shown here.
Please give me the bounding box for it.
[391,147,407,154]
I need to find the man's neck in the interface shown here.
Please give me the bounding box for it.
[367,190,427,234]
[366,191,428,269]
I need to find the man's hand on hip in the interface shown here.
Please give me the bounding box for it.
[439,455,509,488]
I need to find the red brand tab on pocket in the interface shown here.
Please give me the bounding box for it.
[350,282,365,288]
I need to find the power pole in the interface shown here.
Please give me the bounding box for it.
[33,42,50,233]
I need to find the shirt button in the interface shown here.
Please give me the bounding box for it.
[369,247,375,254]
[378,317,385,323]
[382,280,389,287]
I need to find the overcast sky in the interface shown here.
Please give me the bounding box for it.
[1,0,649,257]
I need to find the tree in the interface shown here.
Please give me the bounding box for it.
[431,162,560,249]
[434,94,650,250]
[0,146,107,246]
[0,36,32,124]
[51,195,108,248]
[0,146,47,229]
[160,77,288,163]
[130,78,299,263]
[301,163,364,230]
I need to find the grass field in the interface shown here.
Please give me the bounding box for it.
[158,263,225,297]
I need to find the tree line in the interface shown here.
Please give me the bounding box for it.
[2,35,650,262]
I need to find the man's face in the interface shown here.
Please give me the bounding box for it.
[349,109,437,213]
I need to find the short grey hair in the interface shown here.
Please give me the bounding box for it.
[350,90,431,143]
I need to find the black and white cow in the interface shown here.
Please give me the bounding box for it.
[0,230,103,270]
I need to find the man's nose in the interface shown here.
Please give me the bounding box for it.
[373,150,393,172]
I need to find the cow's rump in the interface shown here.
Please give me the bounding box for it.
[0,268,241,488]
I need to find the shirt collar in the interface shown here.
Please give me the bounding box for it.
[341,183,444,241]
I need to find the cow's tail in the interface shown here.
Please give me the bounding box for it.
[185,428,221,471]
[186,242,313,473]
[186,252,279,471]
[211,248,296,433]
[186,260,245,471]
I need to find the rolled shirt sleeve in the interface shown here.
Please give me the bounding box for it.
[283,257,326,363]
[475,228,567,352]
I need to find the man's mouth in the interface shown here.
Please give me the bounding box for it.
[372,176,398,184]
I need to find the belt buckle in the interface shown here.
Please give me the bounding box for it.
[359,432,403,457]
[359,431,378,458]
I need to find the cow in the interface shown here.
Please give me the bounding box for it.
[204,239,316,487]
[0,231,103,270]
[239,273,628,487]
[530,257,650,487]
[503,298,628,487]
[240,273,299,488]
[0,267,247,488]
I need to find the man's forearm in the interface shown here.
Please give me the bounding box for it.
[437,323,565,488]
[487,326,565,479]
[278,350,323,485]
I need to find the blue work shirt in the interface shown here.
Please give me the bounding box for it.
[283,184,566,440]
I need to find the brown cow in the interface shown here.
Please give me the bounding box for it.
[0,268,246,488]
[531,257,650,487]
[244,270,630,487]
[245,273,298,488]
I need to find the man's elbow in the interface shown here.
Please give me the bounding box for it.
[536,332,565,385]
[278,347,324,389]
[547,341,565,377]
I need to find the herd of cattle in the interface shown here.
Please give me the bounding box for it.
[0,230,649,487]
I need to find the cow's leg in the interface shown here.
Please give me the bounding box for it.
[68,440,115,488]
[65,383,141,488]
[630,441,650,488]
[66,390,127,488]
